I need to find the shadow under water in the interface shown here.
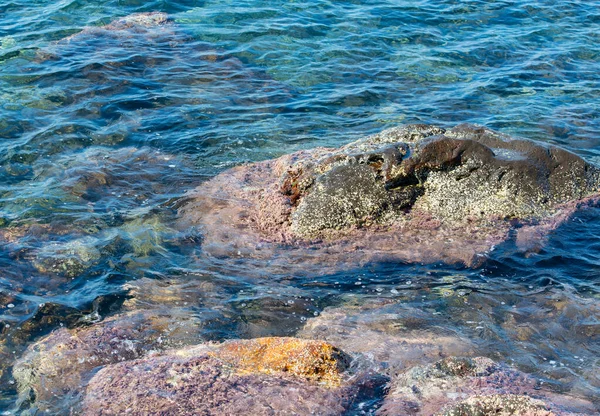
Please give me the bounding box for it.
[0,3,600,415]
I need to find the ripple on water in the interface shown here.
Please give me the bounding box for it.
[1,0,600,413]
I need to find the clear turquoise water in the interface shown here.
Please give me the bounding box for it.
[1,0,600,411]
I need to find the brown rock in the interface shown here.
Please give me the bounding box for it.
[178,124,600,268]
[210,337,351,387]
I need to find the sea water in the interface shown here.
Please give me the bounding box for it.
[0,0,599,412]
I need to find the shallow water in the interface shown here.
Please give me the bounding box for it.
[1,0,600,413]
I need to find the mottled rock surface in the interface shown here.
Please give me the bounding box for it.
[298,299,476,377]
[80,337,366,416]
[52,12,172,46]
[437,394,554,416]
[13,309,202,413]
[178,124,600,266]
[299,299,598,415]
[378,357,594,416]
[212,337,351,386]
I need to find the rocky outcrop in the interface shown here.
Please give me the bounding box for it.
[11,311,597,415]
[437,394,554,416]
[178,124,600,266]
[378,357,540,415]
[298,293,600,415]
[377,356,596,415]
[12,309,203,413]
[79,337,369,416]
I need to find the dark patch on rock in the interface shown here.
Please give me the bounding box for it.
[179,124,600,267]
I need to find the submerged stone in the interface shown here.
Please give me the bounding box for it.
[178,124,600,266]
[48,12,173,48]
[211,337,351,387]
[80,337,366,416]
[437,394,554,416]
[32,237,101,278]
[378,357,594,416]
[298,300,476,377]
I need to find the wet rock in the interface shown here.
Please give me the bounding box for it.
[298,299,476,377]
[437,394,554,416]
[212,337,351,387]
[377,357,594,416]
[80,337,365,416]
[32,237,101,278]
[50,12,173,47]
[10,302,84,345]
[13,309,202,413]
[102,12,171,30]
[121,277,218,310]
[179,124,600,266]
[51,146,196,205]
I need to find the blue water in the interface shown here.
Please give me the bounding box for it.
[1,0,600,412]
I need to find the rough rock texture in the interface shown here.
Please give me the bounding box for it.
[178,124,600,266]
[377,357,593,416]
[13,309,202,413]
[299,299,599,415]
[80,337,365,416]
[32,237,101,277]
[438,394,554,416]
[53,12,172,45]
[212,337,351,386]
[297,299,476,377]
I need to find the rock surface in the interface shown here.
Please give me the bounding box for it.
[10,312,597,415]
[437,394,554,416]
[178,124,600,266]
[297,298,476,377]
[299,298,599,415]
[80,337,365,416]
[13,309,202,413]
[378,357,593,416]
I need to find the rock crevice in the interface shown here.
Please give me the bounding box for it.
[178,123,600,266]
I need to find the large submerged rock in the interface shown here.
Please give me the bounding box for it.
[179,124,600,266]
[11,305,597,415]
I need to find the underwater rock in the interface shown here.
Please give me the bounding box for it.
[13,309,202,413]
[52,12,173,47]
[211,337,351,387]
[51,146,196,205]
[377,357,593,416]
[297,294,600,415]
[179,124,600,266]
[298,299,476,377]
[437,394,554,416]
[80,337,366,415]
[32,237,101,278]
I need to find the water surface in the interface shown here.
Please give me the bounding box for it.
[1,0,599,412]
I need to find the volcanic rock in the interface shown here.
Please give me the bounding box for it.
[178,124,600,266]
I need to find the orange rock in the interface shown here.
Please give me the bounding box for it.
[212,337,351,387]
